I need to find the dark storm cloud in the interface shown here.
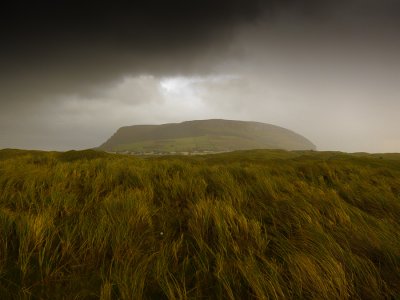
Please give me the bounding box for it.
[0,0,267,103]
[1,0,399,102]
[2,0,398,103]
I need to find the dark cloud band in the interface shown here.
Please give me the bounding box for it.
[0,0,399,103]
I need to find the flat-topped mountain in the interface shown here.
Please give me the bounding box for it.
[98,119,316,154]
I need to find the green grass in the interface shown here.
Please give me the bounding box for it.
[0,149,399,299]
[113,135,280,153]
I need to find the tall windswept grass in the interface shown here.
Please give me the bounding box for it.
[0,149,399,299]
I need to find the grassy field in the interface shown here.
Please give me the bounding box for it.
[112,135,279,153]
[0,149,399,299]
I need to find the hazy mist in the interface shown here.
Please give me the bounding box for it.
[1,0,400,152]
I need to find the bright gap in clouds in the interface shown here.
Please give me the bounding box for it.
[159,76,204,111]
[159,75,239,116]
[160,75,239,93]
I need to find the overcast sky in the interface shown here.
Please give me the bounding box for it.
[1,0,400,152]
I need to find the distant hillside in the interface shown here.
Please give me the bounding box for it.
[98,119,316,153]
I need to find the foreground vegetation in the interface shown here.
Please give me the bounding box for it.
[0,149,399,299]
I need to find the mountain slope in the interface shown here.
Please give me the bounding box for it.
[98,119,316,153]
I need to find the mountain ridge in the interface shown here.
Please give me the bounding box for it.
[98,119,316,153]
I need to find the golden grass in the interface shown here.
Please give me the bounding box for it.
[0,149,399,299]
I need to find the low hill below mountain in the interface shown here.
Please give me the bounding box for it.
[98,119,316,153]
